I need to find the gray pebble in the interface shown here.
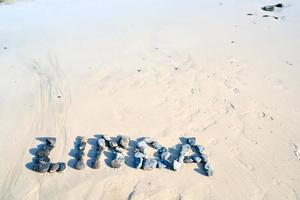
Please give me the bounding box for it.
[57,162,66,173]
[46,137,56,147]
[183,156,194,163]
[102,135,111,141]
[36,148,50,158]
[118,136,130,149]
[143,158,158,170]
[108,140,118,148]
[195,145,205,154]
[33,163,50,173]
[201,154,209,163]
[134,151,146,158]
[180,144,191,155]
[157,161,167,169]
[143,137,153,144]
[115,146,125,153]
[151,141,162,150]
[97,138,106,150]
[92,160,101,169]
[111,152,125,168]
[192,155,201,163]
[160,151,171,160]
[262,5,275,12]
[78,142,86,151]
[36,156,50,164]
[178,155,185,163]
[134,157,143,169]
[136,141,147,150]
[48,163,60,173]
[172,160,182,171]
[75,158,85,170]
[187,137,197,146]
[204,163,214,176]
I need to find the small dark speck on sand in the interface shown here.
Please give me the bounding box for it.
[174,67,178,70]
[3,47,7,50]
[247,13,253,16]
[137,69,141,72]
[231,41,234,43]
[155,48,159,50]
[57,96,61,98]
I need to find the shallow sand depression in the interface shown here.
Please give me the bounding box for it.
[0,0,300,199]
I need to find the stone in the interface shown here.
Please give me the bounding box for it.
[134,151,146,158]
[172,160,182,171]
[77,150,85,159]
[102,135,111,141]
[115,146,125,153]
[94,150,102,160]
[201,154,209,163]
[192,155,201,163]
[97,138,106,150]
[36,156,50,164]
[143,137,153,144]
[111,152,125,168]
[157,160,168,169]
[151,141,162,150]
[136,141,147,150]
[183,156,194,163]
[75,158,85,170]
[187,137,197,146]
[160,151,171,160]
[46,137,56,147]
[195,145,205,154]
[48,163,60,173]
[118,136,130,149]
[57,162,66,172]
[92,160,101,169]
[33,163,50,173]
[134,157,143,169]
[36,148,50,158]
[158,147,168,154]
[108,140,118,148]
[178,155,185,163]
[275,3,283,8]
[261,5,275,12]
[204,163,214,176]
[180,144,191,155]
[80,136,88,143]
[143,158,157,170]
[78,142,86,151]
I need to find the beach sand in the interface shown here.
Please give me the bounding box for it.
[0,0,300,199]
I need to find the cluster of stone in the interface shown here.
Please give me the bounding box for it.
[91,138,106,169]
[134,137,170,170]
[102,135,130,168]
[33,138,66,173]
[172,137,214,176]
[74,136,87,170]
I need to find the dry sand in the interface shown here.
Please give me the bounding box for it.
[0,0,300,199]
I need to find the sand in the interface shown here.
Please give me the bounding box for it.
[0,0,300,199]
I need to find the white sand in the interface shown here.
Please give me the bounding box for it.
[0,0,300,199]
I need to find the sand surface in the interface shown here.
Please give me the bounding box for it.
[0,0,300,199]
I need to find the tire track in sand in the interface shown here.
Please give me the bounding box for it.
[1,55,71,200]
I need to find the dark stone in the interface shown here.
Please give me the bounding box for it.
[201,154,209,163]
[187,137,197,146]
[57,162,66,172]
[274,3,283,8]
[134,157,143,169]
[33,163,50,173]
[261,5,275,12]
[204,163,214,176]
[36,156,50,164]
[48,163,60,173]
[92,160,101,169]
[46,137,56,147]
[150,141,162,150]
[118,136,130,149]
[108,140,118,148]
[36,148,50,158]
[183,156,194,163]
[75,158,85,170]
[143,158,157,170]
[136,141,147,150]
[97,138,106,150]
